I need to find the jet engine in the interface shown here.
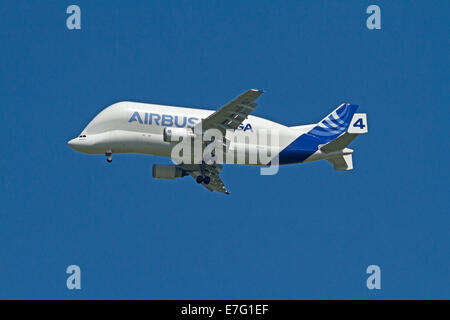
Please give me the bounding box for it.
[152,164,186,179]
[163,127,195,143]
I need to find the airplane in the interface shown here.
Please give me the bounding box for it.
[67,89,368,194]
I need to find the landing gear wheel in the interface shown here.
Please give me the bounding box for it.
[105,150,112,163]
[196,176,204,184]
[203,176,211,184]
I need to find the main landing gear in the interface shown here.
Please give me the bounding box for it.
[196,175,211,184]
[105,150,112,163]
[196,161,211,184]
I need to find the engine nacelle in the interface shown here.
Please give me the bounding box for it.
[152,164,186,179]
[163,127,195,143]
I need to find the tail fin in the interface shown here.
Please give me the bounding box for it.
[320,111,368,152]
[279,103,366,166]
[307,103,358,144]
[308,104,368,171]
[320,111,368,171]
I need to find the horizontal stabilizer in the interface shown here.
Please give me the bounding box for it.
[320,133,358,152]
[327,154,353,171]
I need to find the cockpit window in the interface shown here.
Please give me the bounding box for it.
[79,135,86,138]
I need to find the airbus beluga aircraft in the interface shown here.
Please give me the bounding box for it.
[68,89,368,194]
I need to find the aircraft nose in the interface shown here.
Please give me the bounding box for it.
[67,138,79,150]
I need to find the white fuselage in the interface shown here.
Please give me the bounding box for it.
[68,102,317,165]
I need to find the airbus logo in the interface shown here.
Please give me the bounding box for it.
[128,111,253,131]
[128,111,199,128]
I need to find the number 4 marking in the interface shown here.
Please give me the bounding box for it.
[353,118,366,129]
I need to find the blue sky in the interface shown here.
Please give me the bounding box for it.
[0,1,448,299]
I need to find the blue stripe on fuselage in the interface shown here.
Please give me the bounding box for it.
[278,133,322,164]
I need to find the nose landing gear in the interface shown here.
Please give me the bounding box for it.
[105,150,112,163]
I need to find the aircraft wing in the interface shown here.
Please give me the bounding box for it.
[179,163,230,194]
[194,89,263,135]
[165,90,264,195]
